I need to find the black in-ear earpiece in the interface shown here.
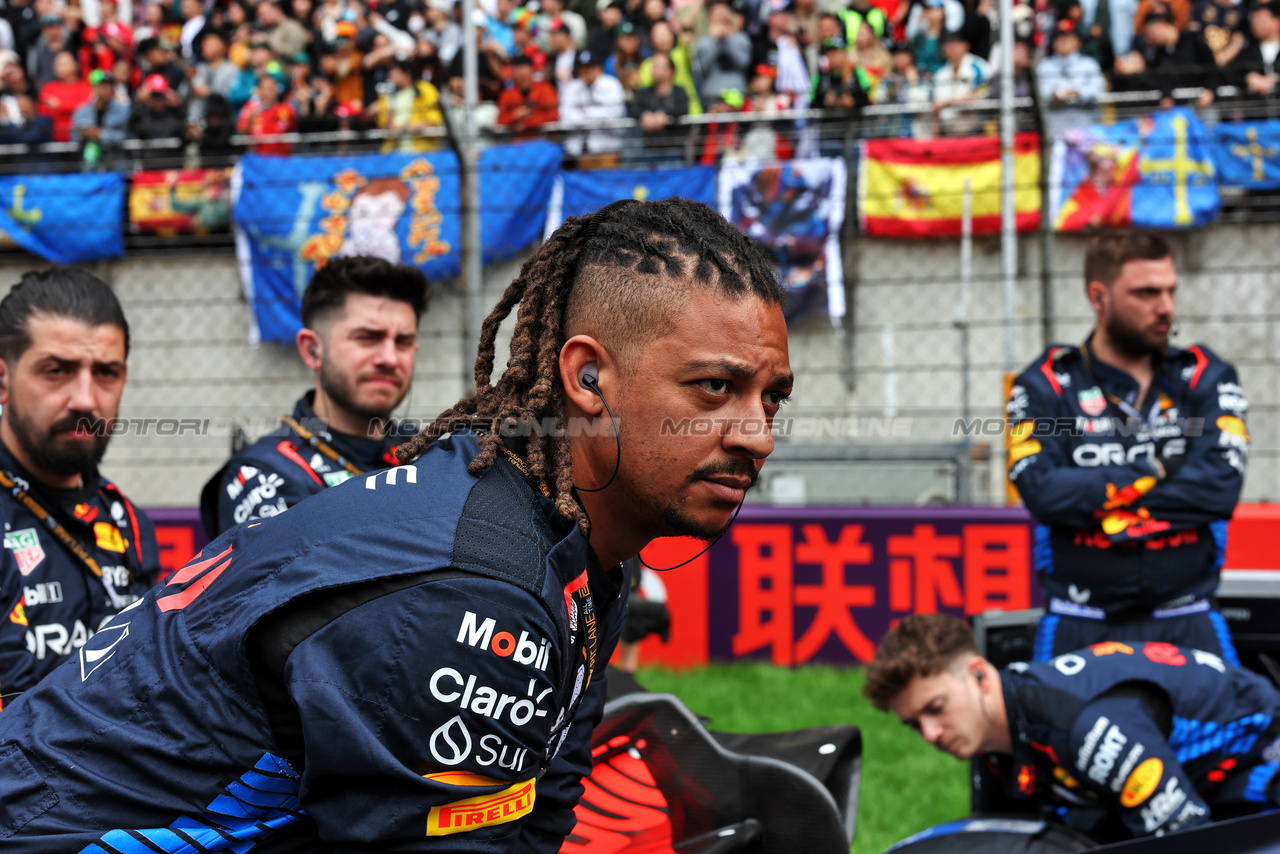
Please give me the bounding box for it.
[578,362,599,393]
[310,346,318,359]
[973,670,984,682]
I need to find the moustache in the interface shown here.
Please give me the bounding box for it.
[52,413,102,435]
[689,459,759,487]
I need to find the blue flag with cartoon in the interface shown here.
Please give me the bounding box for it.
[234,142,562,345]
[0,173,124,264]
[542,166,717,237]
[1212,120,1280,189]
[1051,108,1219,231]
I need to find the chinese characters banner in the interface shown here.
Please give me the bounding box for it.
[641,506,1040,668]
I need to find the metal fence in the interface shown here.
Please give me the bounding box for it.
[0,91,1276,508]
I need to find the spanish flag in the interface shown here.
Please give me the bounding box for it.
[858,134,1041,238]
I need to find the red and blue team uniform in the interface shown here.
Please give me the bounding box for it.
[979,641,1280,840]
[200,392,406,537]
[1006,336,1247,661]
[0,441,159,702]
[0,430,629,852]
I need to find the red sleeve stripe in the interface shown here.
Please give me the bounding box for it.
[1039,349,1062,396]
[1187,346,1209,390]
[276,440,325,486]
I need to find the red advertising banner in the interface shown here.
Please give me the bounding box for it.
[145,504,1280,668]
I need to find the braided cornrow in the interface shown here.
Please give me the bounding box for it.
[396,198,784,534]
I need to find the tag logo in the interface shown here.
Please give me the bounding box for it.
[426,779,536,836]
[5,528,45,575]
[1079,387,1106,416]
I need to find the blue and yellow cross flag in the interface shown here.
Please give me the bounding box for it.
[0,173,125,264]
[1132,108,1220,228]
[1213,120,1280,190]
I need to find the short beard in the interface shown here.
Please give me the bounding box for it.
[1106,312,1167,359]
[10,407,109,481]
[318,361,402,429]
[658,460,757,541]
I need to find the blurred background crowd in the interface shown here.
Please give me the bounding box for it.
[0,0,1273,167]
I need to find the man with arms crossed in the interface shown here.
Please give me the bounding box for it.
[0,198,793,852]
[1006,232,1247,662]
[0,269,160,705]
[867,614,1280,840]
[201,255,428,536]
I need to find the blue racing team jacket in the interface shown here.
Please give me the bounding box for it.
[0,441,160,700]
[989,641,1280,838]
[200,393,407,538]
[1006,338,1248,611]
[0,430,629,853]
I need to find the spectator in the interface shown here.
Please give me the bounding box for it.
[237,65,296,153]
[989,36,1033,99]
[1231,0,1280,99]
[190,31,240,123]
[27,13,69,88]
[321,20,365,106]
[851,17,892,90]
[549,21,579,85]
[875,40,931,136]
[37,50,91,142]
[497,53,559,138]
[485,0,519,54]
[229,39,275,110]
[71,68,130,168]
[1186,0,1246,68]
[538,0,588,47]
[0,50,24,124]
[908,0,947,74]
[732,66,792,161]
[791,0,822,71]
[636,0,670,49]
[638,19,702,112]
[79,0,134,79]
[695,0,751,103]
[422,0,462,68]
[606,20,647,93]
[753,7,811,106]
[1133,0,1191,34]
[1037,18,1105,133]
[1058,0,1114,70]
[180,0,207,60]
[444,74,501,127]
[586,0,623,58]
[931,30,990,135]
[130,73,186,149]
[811,36,870,152]
[560,48,625,167]
[0,93,53,163]
[292,71,338,134]
[371,57,442,151]
[1115,11,1218,107]
[134,3,167,45]
[838,0,888,46]
[698,86,744,165]
[190,92,239,159]
[509,8,549,69]
[629,50,689,162]
[446,18,506,101]
[137,37,190,100]
[258,0,311,66]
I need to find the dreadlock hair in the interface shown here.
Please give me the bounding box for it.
[395,197,785,534]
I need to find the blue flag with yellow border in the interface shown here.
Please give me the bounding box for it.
[542,166,717,237]
[1212,120,1280,189]
[234,142,562,345]
[0,173,124,263]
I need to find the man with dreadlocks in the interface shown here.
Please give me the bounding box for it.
[0,198,792,852]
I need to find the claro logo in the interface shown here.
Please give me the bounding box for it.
[457,611,550,671]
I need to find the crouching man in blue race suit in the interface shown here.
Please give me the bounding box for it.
[867,615,1280,842]
[0,199,795,852]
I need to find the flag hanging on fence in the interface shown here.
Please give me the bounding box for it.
[1212,120,1280,189]
[233,142,561,345]
[542,165,717,238]
[858,134,1041,238]
[0,173,125,264]
[130,168,233,235]
[1051,108,1219,230]
[719,158,847,324]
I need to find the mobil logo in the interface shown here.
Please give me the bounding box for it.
[457,611,551,671]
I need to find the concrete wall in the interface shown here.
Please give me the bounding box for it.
[2,221,1273,507]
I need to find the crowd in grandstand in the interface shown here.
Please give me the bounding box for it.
[0,0,1275,166]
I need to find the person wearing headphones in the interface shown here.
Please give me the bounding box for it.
[0,199,791,851]
[200,256,428,537]
[1005,231,1247,663]
[866,614,1280,841]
